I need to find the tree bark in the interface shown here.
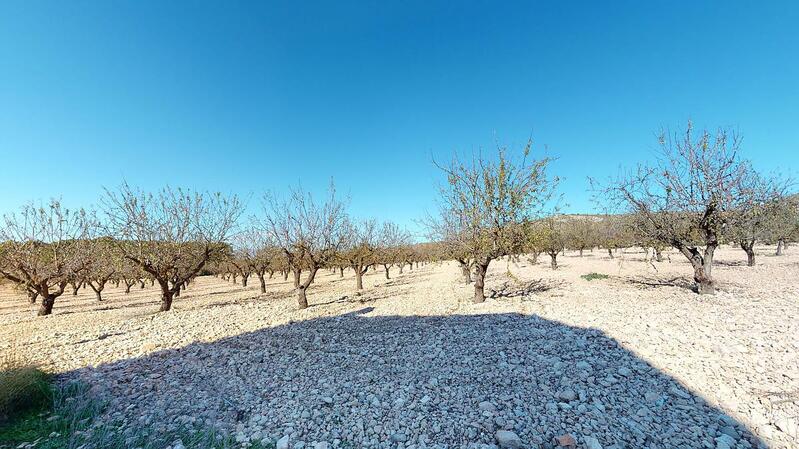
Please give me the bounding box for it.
[257,274,266,294]
[241,274,249,287]
[579,248,584,257]
[295,267,318,309]
[776,239,784,256]
[607,248,614,259]
[339,267,344,278]
[655,248,663,262]
[383,264,390,279]
[160,291,174,312]
[473,261,490,304]
[139,279,146,289]
[28,290,38,304]
[682,245,716,295]
[38,295,56,316]
[741,240,756,267]
[354,266,365,290]
[549,252,558,270]
[292,269,301,288]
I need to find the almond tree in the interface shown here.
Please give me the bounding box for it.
[102,184,243,312]
[764,195,799,255]
[85,237,120,302]
[0,200,90,316]
[260,183,348,308]
[433,139,557,303]
[526,216,565,270]
[377,221,411,279]
[597,123,752,294]
[341,218,378,290]
[726,172,788,266]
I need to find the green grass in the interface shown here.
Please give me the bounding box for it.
[581,272,609,281]
[0,353,53,426]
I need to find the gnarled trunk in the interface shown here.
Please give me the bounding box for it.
[473,261,490,304]
[38,295,56,316]
[682,245,716,295]
[160,291,174,312]
[383,264,390,279]
[740,240,756,267]
[549,252,558,270]
[292,269,301,288]
[354,266,365,290]
[258,274,266,294]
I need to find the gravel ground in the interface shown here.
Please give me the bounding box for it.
[1,246,797,448]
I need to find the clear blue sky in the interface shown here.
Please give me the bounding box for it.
[1,1,797,233]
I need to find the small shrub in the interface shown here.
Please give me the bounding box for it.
[0,352,52,424]
[581,272,609,281]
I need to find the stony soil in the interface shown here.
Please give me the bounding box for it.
[1,247,797,449]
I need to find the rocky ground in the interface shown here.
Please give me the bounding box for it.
[1,246,797,449]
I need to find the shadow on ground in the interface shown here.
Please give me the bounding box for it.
[68,310,765,449]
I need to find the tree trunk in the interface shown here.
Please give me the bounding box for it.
[549,252,558,270]
[258,274,266,294]
[383,264,390,279]
[458,261,472,284]
[295,267,318,309]
[95,290,103,302]
[607,248,614,259]
[399,264,404,274]
[683,246,715,295]
[741,241,756,267]
[355,267,364,290]
[71,283,80,296]
[776,239,784,256]
[28,291,38,304]
[139,279,146,289]
[124,283,132,294]
[292,269,301,288]
[339,267,344,278]
[160,291,174,312]
[297,287,308,309]
[241,274,249,287]
[655,248,663,262]
[37,295,56,316]
[473,261,490,304]
[579,248,584,257]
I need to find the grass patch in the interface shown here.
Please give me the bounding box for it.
[581,272,609,281]
[0,352,53,426]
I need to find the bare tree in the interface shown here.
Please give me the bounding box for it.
[596,123,753,294]
[85,237,120,302]
[376,221,412,279]
[260,183,348,308]
[103,184,243,312]
[432,139,558,303]
[0,200,90,315]
[764,195,799,255]
[341,218,378,290]
[726,172,788,266]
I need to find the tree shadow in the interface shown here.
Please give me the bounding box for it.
[624,276,697,292]
[489,279,567,299]
[63,311,767,449]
